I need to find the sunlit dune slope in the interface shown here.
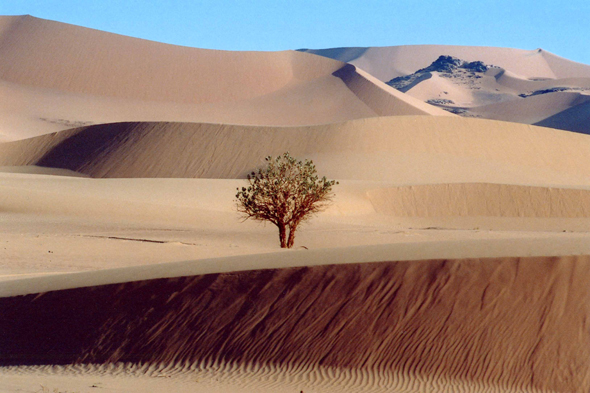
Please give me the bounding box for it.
[369,183,590,218]
[1,116,590,187]
[303,45,590,82]
[2,14,590,393]
[0,16,446,140]
[2,257,589,392]
[303,45,590,134]
[3,116,590,225]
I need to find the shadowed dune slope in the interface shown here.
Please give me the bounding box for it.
[534,98,590,134]
[1,257,589,392]
[0,16,446,139]
[470,92,590,125]
[303,45,590,82]
[1,117,590,186]
[304,45,590,134]
[469,93,590,135]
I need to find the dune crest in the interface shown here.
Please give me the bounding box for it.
[2,117,590,188]
[304,45,590,82]
[304,45,590,134]
[2,14,590,393]
[2,257,589,392]
[0,15,444,140]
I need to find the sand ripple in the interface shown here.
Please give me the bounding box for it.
[1,257,589,391]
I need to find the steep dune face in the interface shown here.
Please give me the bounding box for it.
[0,17,589,393]
[2,257,589,391]
[0,16,444,140]
[541,50,590,79]
[383,55,590,134]
[1,117,590,187]
[534,98,590,134]
[304,45,590,82]
[332,64,450,116]
[304,45,590,133]
[470,92,590,125]
[3,117,590,226]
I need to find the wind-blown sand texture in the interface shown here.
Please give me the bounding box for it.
[3,257,590,392]
[304,45,590,134]
[2,14,590,393]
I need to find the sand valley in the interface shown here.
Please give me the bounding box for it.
[1,15,590,393]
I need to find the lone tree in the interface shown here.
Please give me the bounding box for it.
[236,152,338,248]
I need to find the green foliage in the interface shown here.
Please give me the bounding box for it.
[236,152,338,248]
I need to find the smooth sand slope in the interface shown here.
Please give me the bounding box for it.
[0,15,447,141]
[304,45,590,134]
[3,17,590,393]
[1,100,590,393]
[2,115,590,279]
[304,45,590,82]
[3,169,590,284]
[1,116,590,187]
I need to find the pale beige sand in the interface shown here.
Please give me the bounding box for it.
[0,363,552,393]
[398,67,590,107]
[369,183,590,217]
[3,166,590,391]
[2,17,590,393]
[5,171,588,393]
[470,91,590,124]
[2,171,590,292]
[2,117,590,187]
[0,16,447,140]
[304,45,590,82]
[4,230,590,297]
[401,71,590,134]
[2,114,590,291]
[304,45,590,133]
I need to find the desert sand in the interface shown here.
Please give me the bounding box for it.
[0,15,447,141]
[2,15,590,393]
[305,45,590,134]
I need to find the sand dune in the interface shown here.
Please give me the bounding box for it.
[534,96,590,134]
[0,15,325,103]
[2,169,590,286]
[3,15,590,393]
[470,92,590,125]
[304,45,590,133]
[2,117,590,188]
[304,45,590,82]
[2,256,589,392]
[0,362,553,393]
[0,16,446,140]
[368,183,590,218]
[387,60,590,133]
[3,168,590,283]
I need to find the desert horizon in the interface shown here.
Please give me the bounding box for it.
[1,13,590,393]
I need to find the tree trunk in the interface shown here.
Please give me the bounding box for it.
[278,222,287,248]
[286,224,297,248]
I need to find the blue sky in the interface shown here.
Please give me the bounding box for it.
[2,0,589,65]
